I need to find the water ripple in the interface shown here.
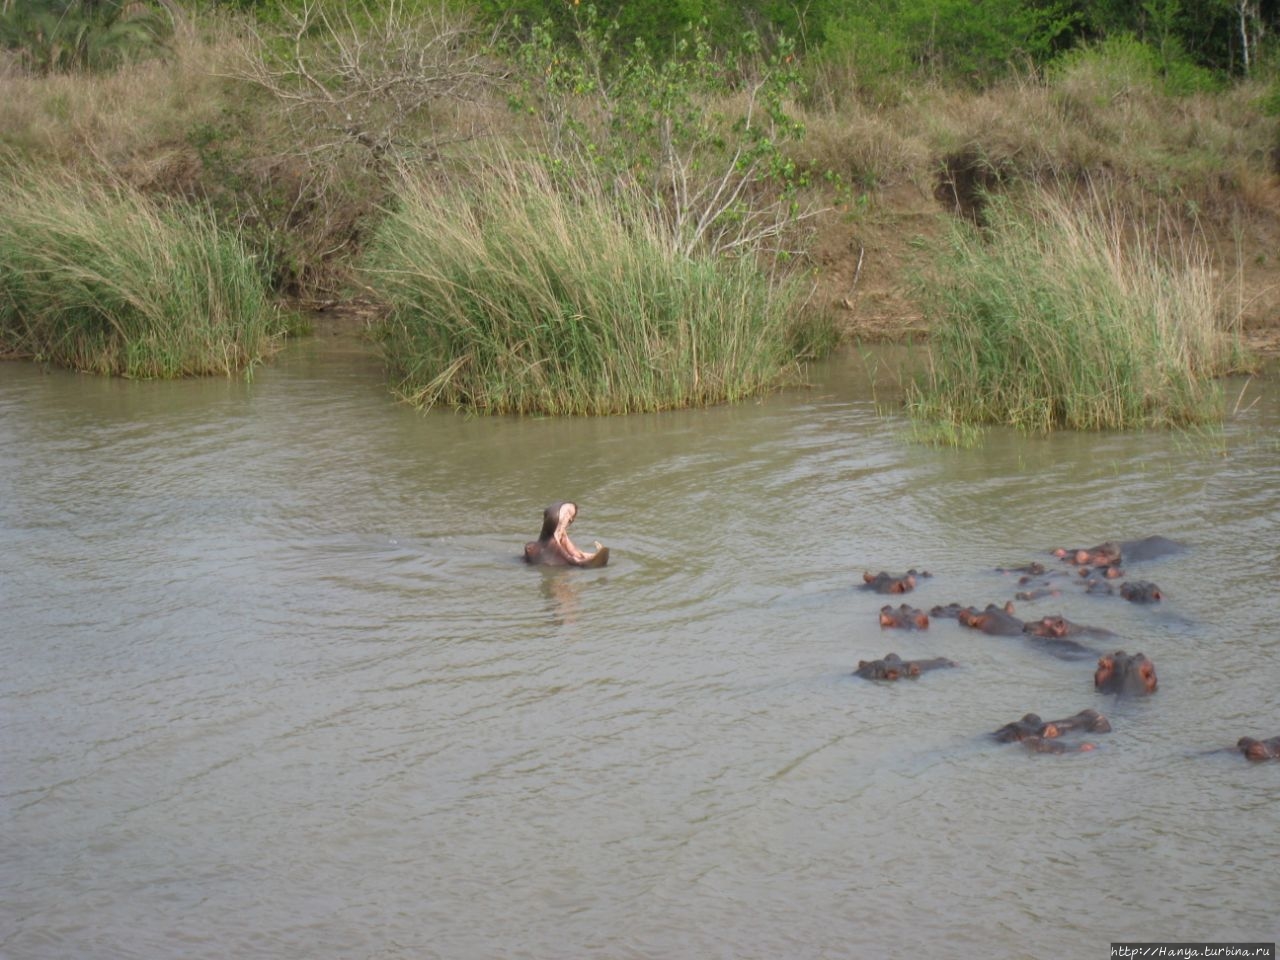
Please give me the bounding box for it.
[2,355,1279,960]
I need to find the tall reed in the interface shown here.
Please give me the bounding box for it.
[908,186,1252,432]
[0,170,282,377]
[362,158,831,415]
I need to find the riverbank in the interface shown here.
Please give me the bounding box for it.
[304,176,1280,361]
[805,181,1280,357]
[3,9,1279,374]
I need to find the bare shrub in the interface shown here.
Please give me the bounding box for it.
[238,0,503,167]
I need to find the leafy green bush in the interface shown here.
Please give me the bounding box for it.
[479,0,838,54]
[809,12,912,106]
[1050,34,1222,100]
[812,0,1071,93]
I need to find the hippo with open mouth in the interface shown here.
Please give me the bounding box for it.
[523,501,609,568]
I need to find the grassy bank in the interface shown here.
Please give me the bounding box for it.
[907,187,1254,433]
[364,160,831,415]
[0,171,283,378]
[0,5,1276,419]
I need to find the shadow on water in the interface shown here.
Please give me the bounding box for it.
[2,340,1278,959]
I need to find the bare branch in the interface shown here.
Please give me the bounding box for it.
[235,0,504,165]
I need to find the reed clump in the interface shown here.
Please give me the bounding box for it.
[908,186,1254,433]
[363,158,831,415]
[0,170,283,377]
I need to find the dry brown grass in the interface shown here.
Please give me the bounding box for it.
[795,50,1278,221]
[0,17,249,170]
[791,104,931,189]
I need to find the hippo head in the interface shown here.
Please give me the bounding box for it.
[993,709,1111,744]
[879,604,930,629]
[992,713,1046,743]
[524,501,609,568]
[1237,736,1280,762]
[1094,651,1158,696]
[1120,581,1164,603]
[1054,541,1122,567]
[862,571,917,594]
[855,654,920,681]
[1025,615,1071,638]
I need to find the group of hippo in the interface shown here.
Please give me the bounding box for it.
[521,505,1277,762]
[854,535,1278,761]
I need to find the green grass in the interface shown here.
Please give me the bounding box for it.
[907,186,1254,433]
[0,169,283,378]
[362,158,833,415]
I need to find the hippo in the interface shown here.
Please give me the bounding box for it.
[1022,615,1110,640]
[1016,586,1063,601]
[853,653,956,681]
[1021,615,1111,660]
[523,501,609,568]
[1044,708,1112,736]
[955,605,1107,660]
[1119,536,1186,561]
[992,709,1112,743]
[992,713,1053,743]
[1120,581,1163,603]
[996,562,1047,577]
[1054,540,1122,568]
[1094,651,1158,696]
[956,603,1024,636]
[879,604,930,630]
[1054,535,1186,568]
[861,569,929,594]
[1006,565,1071,600]
[1077,564,1125,580]
[1083,577,1115,596]
[1237,736,1280,761]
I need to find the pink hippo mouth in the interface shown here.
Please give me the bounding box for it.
[552,502,608,568]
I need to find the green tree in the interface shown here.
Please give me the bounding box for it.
[819,0,1074,87]
[0,0,171,74]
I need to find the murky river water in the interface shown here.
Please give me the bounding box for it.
[3,338,1278,959]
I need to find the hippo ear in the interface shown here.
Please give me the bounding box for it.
[857,660,870,669]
